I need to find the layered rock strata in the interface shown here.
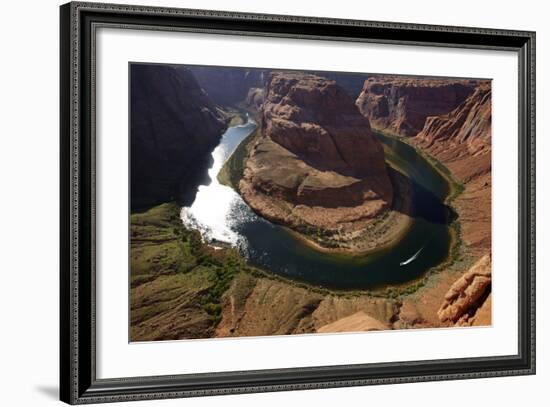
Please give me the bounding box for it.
[438,255,492,325]
[414,82,492,257]
[389,81,492,330]
[238,72,403,252]
[416,83,491,156]
[394,254,492,330]
[355,76,479,137]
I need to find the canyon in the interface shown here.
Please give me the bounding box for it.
[414,81,492,257]
[238,72,411,253]
[355,76,493,328]
[130,66,493,341]
[130,204,491,341]
[354,76,492,259]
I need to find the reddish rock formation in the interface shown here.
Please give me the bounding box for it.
[394,261,491,330]
[316,311,389,333]
[416,82,492,162]
[355,76,479,137]
[239,72,395,243]
[413,82,492,256]
[438,255,491,325]
[377,79,492,331]
[263,74,389,178]
[469,294,492,326]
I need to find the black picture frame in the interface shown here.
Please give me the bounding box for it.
[60,2,536,404]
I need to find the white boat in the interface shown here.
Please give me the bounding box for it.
[399,246,424,266]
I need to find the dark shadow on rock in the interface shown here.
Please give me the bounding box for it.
[389,167,453,225]
[131,151,215,213]
[464,282,491,320]
[176,155,214,207]
[129,63,228,212]
[447,205,459,223]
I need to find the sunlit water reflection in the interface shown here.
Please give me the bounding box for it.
[180,116,257,247]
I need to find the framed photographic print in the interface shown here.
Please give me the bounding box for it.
[60,1,536,404]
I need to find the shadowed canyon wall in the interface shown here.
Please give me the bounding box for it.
[188,65,369,107]
[130,64,229,210]
[187,66,268,106]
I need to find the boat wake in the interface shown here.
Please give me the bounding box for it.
[400,246,424,266]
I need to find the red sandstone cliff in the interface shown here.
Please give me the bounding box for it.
[356,75,492,256]
[355,76,478,137]
[355,77,493,328]
[414,82,492,256]
[438,255,492,326]
[416,82,492,166]
[239,72,394,241]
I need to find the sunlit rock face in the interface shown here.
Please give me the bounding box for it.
[412,81,492,257]
[416,82,492,156]
[240,72,393,232]
[438,255,491,325]
[355,76,478,137]
[130,64,228,210]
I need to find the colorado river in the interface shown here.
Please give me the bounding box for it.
[181,116,453,290]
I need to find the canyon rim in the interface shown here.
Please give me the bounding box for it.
[129,63,492,341]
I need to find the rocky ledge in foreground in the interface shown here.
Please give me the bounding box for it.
[238,72,410,253]
[438,255,492,326]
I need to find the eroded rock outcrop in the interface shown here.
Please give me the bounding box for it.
[215,273,399,338]
[387,81,493,330]
[414,82,492,256]
[316,311,388,333]
[130,64,229,209]
[355,76,478,137]
[416,82,492,161]
[437,255,491,325]
[239,73,397,250]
